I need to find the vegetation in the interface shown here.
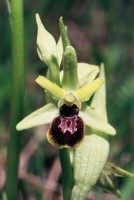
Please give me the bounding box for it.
[0,0,134,199]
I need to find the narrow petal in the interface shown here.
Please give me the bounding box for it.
[79,105,116,135]
[16,103,58,131]
[35,75,66,100]
[75,78,104,102]
[78,63,99,87]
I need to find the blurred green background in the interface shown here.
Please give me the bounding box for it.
[0,0,134,199]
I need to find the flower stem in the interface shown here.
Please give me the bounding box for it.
[59,149,73,200]
[6,0,24,199]
[121,161,134,200]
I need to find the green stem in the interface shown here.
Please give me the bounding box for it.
[59,149,73,200]
[121,161,134,200]
[6,0,24,199]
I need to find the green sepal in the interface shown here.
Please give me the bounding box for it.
[91,63,107,120]
[62,46,79,91]
[59,17,71,51]
[36,13,60,84]
[36,75,66,100]
[75,78,104,102]
[80,104,116,135]
[36,13,58,65]
[89,64,116,135]
[16,103,58,131]
[78,63,99,87]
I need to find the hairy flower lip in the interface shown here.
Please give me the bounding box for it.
[46,104,84,149]
[47,114,84,149]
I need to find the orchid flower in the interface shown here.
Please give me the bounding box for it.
[16,14,115,149]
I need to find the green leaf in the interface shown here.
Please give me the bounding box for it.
[78,63,99,87]
[16,103,58,131]
[80,104,116,135]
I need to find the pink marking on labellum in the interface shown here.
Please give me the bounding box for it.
[58,116,78,134]
[48,104,84,148]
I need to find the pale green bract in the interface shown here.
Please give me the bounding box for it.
[71,134,109,200]
[36,13,59,66]
[16,14,117,200]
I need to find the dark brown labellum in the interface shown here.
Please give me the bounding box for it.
[47,104,84,148]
